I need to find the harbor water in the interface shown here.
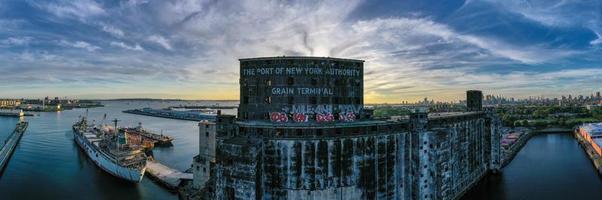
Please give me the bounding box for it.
[462,133,602,199]
[0,100,236,200]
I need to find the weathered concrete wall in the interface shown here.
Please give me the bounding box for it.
[420,117,493,200]
[193,121,217,189]
[210,112,502,200]
[262,132,411,199]
[215,137,263,200]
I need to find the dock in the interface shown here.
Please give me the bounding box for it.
[0,121,28,173]
[146,160,193,190]
[0,110,33,117]
[169,105,238,110]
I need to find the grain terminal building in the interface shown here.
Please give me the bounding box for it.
[191,56,501,200]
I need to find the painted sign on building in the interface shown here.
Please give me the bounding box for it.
[242,67,361,77]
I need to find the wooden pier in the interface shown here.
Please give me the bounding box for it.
[146,160,193,190]
[0,121,28,173]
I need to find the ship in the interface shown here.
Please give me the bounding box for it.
[121,122,174,147]
[72,117,147,182]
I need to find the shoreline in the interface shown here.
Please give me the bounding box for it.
[574,131,602,175]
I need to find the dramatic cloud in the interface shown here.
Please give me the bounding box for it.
[0,0,601,101]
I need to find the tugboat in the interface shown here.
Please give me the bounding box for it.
[72,117,147,182]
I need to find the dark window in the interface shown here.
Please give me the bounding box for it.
[205,124,209,128]
[243,96,249,104]
[311,78,318,86]
[288,96,294,104]
[310,97,317,105]
[206,132,209,137]
[287,77,294,85]
[203,167,206,172]
[226,187,235,200]
[321,97,330,104]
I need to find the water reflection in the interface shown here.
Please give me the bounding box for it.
[463,133,602,200]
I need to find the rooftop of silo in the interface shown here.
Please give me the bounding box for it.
[239,56,364,63]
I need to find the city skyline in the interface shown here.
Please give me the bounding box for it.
[1,0,602,103]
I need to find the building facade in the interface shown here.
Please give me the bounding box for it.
[0,99,21,108]
[193,57,501,200]
[466,90,483,111]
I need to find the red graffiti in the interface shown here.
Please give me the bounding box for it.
[293,113,307,122]
[339,112,356,122]
[316,113,335,123]
[270,112,288,123]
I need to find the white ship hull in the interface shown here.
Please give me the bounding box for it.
[74,132,146,182]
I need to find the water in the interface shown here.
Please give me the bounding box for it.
[0,100,237,200]
[463,133,602,200]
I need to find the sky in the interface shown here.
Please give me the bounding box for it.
[0,0,601,103]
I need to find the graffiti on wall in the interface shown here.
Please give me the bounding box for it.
[270,104,362,123]
[338,112,356,122]
[270,112,288,123]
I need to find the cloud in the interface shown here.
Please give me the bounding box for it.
[147,35,172,50]
[482,0,602,46]
[30,0,106,20]
[0,37,32,46]
[100,23,125,37]
[110,41,143,51]
[58,40,100,52]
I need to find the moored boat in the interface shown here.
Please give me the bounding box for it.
[73,117,147,182]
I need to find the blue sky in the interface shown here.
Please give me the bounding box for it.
[0,0,601,102]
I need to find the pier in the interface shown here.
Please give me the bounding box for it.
[146,160,193,190]
[123,108,216,121]
[169,105,237,110]
[0,121,28,173]
[0,110,33,117]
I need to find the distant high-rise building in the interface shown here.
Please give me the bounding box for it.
[467,90,483,111]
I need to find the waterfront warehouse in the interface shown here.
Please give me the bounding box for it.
[190,56,502,200]
[578,123,602,156]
